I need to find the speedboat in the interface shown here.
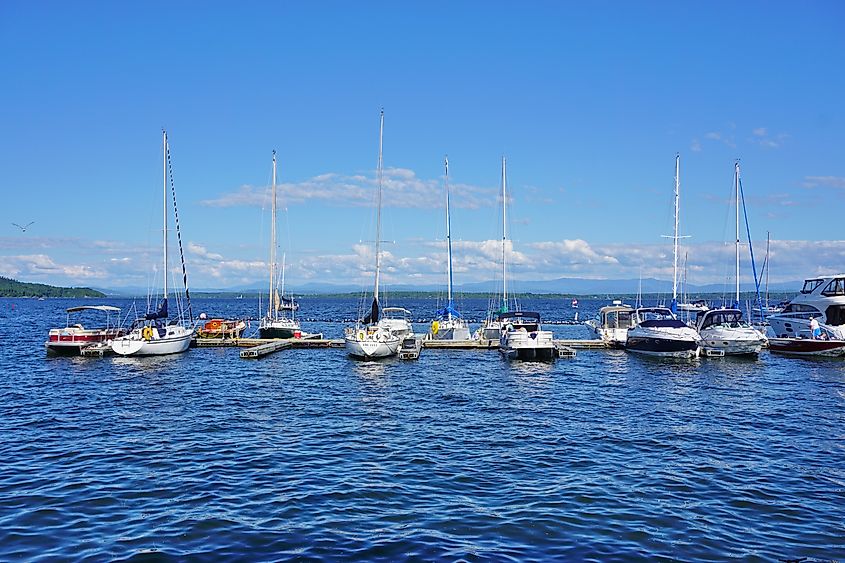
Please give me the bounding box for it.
[625,307,700,358]
[768,274,845,340]
[45,305,125,355]
[769,332,845,357]
[379,307,414,339]
[498,311,556,361]
[695,308,767,356]
[586,301,635,347]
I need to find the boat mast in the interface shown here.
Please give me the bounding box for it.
[269,150,277,320]
[734,161,741,307]
[501,156,508,313]
[445,156,453,318]
[672,154,680,311]
[374,109,384,305]
[163,130,168,302]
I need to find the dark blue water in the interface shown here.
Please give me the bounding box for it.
[2,297,843,561]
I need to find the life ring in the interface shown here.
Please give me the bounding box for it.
[142,326,153,341]
[431,320,440,335]
[205,320,222,331]
[357,330,365,341]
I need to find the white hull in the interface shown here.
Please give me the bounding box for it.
[768,316,845,341]
[699,326,766,356]
[111,326,192,356]
[593,326,629,347]
[626,324,700,358]
[345,334,401,359]
[430,318,471,341]
[476,320,504,341]
[499,329,556,361]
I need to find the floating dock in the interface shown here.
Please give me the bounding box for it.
[80,342,115,357]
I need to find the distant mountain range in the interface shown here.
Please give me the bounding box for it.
[96,276,802,297]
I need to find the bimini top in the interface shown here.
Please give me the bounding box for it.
[495,311,541,322]
[66,305,121,314]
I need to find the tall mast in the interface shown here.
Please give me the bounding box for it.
[501,156,508,312]
[445,156,453,314]
[672,154,680,308]
[163,130,168,300]
[374,109,384,302]
[268,150,277,319]
[734,161,741,307]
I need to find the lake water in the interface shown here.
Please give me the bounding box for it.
[1,296,844,561]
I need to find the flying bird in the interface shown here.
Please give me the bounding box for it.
[12,222,35,232]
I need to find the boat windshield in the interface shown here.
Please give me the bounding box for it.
[801,279,824,294]
[821,278,845,296]
[700,310,746,330]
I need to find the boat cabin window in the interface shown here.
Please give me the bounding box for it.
[825,305,845,326]
[782,303,821,314]
[801,279,824,294]
[822,278,845,296]
[700,311,743,330]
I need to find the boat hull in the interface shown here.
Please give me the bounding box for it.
[45,328,125,355]
[499,329,556,361]
[345,335,401,359]
[768,338,845,357]
[111,326,192,356]
[430,322,471,341]
[259,326,298,339]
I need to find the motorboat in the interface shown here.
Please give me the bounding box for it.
[768,274,845,340]
[379,307,414,339]
[694,163,767,356]
[259,151,302,339]
[625,307,700,358]
[586,301,635,347]
[498,311,556,361]
[695,308,766,356]
[111,130,193,357]
[429,157,471,341]
[345,110,401,359]
[768,336,845,357]
[677,299,709,313]
[196,318,247,339]
[45,305,125,355]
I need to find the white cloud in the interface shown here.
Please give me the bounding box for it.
[200,167,496,210]
[803,176,845,190]
[0,254,107,281]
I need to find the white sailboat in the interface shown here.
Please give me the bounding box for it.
[625,154,700,358]
[345,110,402,359]
[475,156,511,340]
[429,156,470,341]
[111,130,193,356]
[259,151,301,339]
[695,162,767,356]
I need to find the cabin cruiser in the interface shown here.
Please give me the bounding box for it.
[498,311,556,361]
[677,299,709,313]
[586,301,635,347]
[768,275,845,340]
[378,307,414,339]
[45,305,125,355]
[695,308,767,356]
[625,307,700,358]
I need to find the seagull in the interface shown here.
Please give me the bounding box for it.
[12,222,35,232]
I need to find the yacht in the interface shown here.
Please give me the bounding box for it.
[586,301,635,347]
[625,307,700,358]
[344,110,402,359]
[695,162,767,356]
[429,157,471,341]
[498,311,556,361]
[768,274,845,340]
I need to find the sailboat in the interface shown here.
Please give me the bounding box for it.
[111,130,194,356]
[344,110,402,359]
[625,154,700,358]
[259,151,301,339]
[475,157,512,341]
[429,156,470,341]
[695,162,767,355]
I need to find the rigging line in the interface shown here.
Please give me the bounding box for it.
[166,140,193,323]
[738,177,764,322]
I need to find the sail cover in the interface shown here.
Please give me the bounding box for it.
[362,297,380,324]
[145,298,168,320]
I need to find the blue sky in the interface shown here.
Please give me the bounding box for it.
[2,1,844,291]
